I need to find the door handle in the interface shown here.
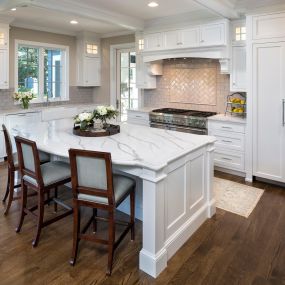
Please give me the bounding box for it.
[282,99,285,127]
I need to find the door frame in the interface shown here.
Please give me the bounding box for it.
[110,43,141,115]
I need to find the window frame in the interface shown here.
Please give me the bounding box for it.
[15,40,69,104]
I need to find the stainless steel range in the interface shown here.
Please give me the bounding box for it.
[150,108,216,135]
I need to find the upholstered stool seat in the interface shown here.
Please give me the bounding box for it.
[78,174,135,206]
[23,161,71,187]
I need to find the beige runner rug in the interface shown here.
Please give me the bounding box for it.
[214,177,264,218]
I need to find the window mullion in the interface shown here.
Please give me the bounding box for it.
[39,47,45,101]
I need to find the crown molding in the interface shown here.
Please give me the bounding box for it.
[101,30,134,39]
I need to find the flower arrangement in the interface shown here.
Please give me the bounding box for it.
[13,91,35,109]
[93,105,119,127]
[74,112,95,130]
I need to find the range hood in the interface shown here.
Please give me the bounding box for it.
[142,45,230,74]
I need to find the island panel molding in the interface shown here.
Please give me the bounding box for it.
[11,118,216,278]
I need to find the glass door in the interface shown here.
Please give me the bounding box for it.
[116,48,138,121]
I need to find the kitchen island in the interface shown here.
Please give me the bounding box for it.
[12,119,216,278]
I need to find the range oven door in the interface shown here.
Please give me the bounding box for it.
[150,123,207,135]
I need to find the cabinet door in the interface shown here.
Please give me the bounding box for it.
[164,30,180,49]
[253,42,285,182]
[231,46,246,92]
[0,49,8,89]
[181,27,200,48]
[0,26,9,49]
[200,23,226,46]
[83,57,101,86]
[144,33,163,51]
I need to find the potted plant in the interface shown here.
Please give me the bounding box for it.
[13,91,35,109]
[74,112,95,131]
[93,106,119,128]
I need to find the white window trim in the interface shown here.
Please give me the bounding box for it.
[15,40,69,104]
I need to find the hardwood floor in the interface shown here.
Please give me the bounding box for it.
[0,161,285,285]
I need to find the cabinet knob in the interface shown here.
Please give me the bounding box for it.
[233,82,236,85]
[157,44,160,47]
[200,40,204,43]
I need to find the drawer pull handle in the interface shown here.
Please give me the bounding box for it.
[222,140,233,143]
[135,115,142,118]
[221,126,232,129]
[221,157,232,161]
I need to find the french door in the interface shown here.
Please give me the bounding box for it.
[116,48,138,121]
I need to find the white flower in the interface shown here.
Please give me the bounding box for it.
[78,112,93,122]
[96,106,107,116]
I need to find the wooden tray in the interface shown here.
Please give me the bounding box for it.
[73,124,120,137]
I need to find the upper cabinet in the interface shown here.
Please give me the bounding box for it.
[76,32,101,87]
[163,27,200,50]
[144,32,164,51]
[0,23,9,89]
[230,20,247,92]
[142,20,229,53]
[200,22,226,46]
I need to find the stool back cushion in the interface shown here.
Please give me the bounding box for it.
[76,156,107,190]
[69,149,115,205]
[21,143,36,172]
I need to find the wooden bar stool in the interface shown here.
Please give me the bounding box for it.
[69,149,135,275]
[15,136,72,247]
[2,124,50,215]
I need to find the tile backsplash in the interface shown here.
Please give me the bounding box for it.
[144,58,230,113]
[0,86,94,110]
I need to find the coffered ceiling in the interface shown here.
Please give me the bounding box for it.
[0,0,284,36]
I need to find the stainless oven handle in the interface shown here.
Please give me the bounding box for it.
[283,99,285,126]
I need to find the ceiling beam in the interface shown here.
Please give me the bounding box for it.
[193,0,240,19]
[0,0,144,31]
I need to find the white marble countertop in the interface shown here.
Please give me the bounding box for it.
[0,103,101,116]
[12,118,216,171]
[208,113,246,124]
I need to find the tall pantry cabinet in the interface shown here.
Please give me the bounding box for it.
[248,12,285,182]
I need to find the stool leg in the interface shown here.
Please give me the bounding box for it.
[106,210,115,276]
[2,169,10,203]
[70,200,80,266]
[15,183,27,233]
[54,187,58,213]
[92,208,97,233]
[32,191,44,247]
[130,190,135,241]
[4,170,15,215]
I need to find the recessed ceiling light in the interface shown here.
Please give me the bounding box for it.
[70,20,78,25]
[11,8,17,11]
[148,2,159,8]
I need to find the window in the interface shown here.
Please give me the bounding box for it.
[235,26,246,41]
[138,39,144,50]
[86,44,98,55]
[16,40,69,103]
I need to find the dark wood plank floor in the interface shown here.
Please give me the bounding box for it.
[0,162,285,285]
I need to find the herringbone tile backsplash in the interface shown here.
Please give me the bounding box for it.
[144,58,230,113]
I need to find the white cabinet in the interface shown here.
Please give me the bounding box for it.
[200,22,226,46]
[252,12,285,40]
[136,54,156,89]
[252,41,285,182]
[41,107,78,121]
[180,27,200,48]
[208,118,246,173]
[0,49,9,89]
[230,46,246,92]
[0,116,5,160]
[127,110,150,126]
[164,28,200,50]
[0,23,9,89]
[77,32,101,87]
[144,32,164,51]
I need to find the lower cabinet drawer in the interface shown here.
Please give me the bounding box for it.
[208,120,245,134]
[214,150,245,171]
